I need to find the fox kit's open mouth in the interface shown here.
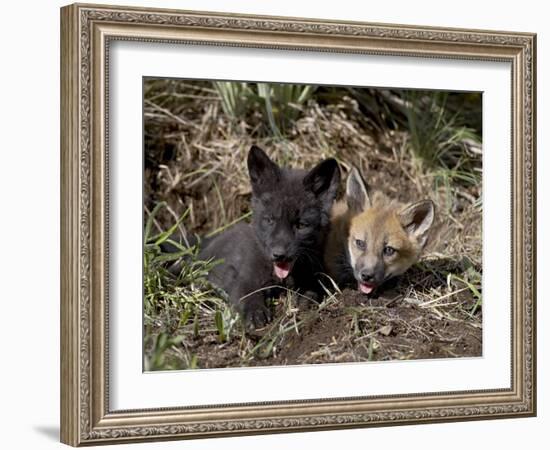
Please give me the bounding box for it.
[358,281,376,294]
[273,261,293,279]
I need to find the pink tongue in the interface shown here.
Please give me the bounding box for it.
[274,262,291,279]
[358,282,375,294]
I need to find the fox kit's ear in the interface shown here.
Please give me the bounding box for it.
[303,158,340,205]
[247,145,281,195]
[346,167,370,213]
[398,200,435,247]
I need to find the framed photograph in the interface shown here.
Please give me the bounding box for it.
[60,3,536,446]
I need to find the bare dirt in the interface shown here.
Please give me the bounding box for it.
[174,267,482,370]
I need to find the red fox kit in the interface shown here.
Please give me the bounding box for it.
[324,167,435,294]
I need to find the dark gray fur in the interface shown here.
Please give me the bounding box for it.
[197,146,339,328]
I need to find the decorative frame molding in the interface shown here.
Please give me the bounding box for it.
[60,3,536,446]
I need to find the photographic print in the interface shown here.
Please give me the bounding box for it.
[61,4,535,445]
[143,80,483,370]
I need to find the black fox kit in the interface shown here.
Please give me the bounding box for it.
[197,146,340,327]
[324,167,434,295]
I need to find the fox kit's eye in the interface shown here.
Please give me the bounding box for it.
[296,221,309,231]
[355,239,366,251]
[383,246,396,257]
[264,216,275,225]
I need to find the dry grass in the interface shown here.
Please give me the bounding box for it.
[143,78,482,370]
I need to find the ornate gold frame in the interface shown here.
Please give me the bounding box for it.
[60,3,536,446]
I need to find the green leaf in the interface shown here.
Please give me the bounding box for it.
[189,354,199,370]
[153,208,190,245]
[215,309,226,343]
[144,202,166,244]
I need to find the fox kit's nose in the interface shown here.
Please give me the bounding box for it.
[360,270,375,283]
[271,246,288,261]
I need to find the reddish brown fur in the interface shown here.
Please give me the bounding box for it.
[324,169,434,291]
[347,192,422,280]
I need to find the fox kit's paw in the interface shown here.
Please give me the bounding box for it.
[242,297,273,329]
